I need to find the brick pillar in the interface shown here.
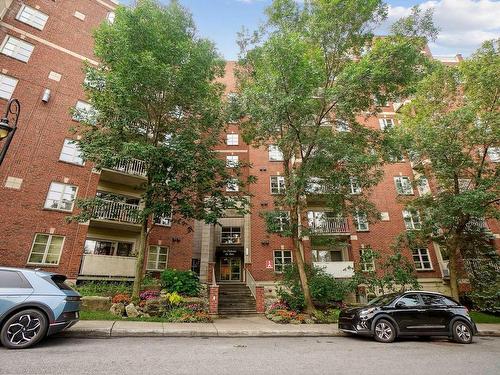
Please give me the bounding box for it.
[209,285,219,315]
[255,286,265,314]
[207,262,215,284]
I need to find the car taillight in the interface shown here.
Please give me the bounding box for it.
[65,296,81,302]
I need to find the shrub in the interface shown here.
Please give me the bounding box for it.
[166,292,183,306]
[140,290,160,301]
[77,281,132,297]
[160,269,200,296]
[112,294,131,304]
[312,309,340,324]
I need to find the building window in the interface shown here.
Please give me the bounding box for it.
[226,155,238,168]
[458,178,472,192]
[335,119,350,132]
[394,176,413,195]
[412,248,432,270]
[355,211,369,231]
[16,4,49,30]
[59,139,84,165]
[226,178,239,192]
[221,227,241,245]
[0,73,18,100]
[73,100,96,123]
[154,212,172,227]
[312,249,343,262]
[0,35,34,63]
[275,211,289,232]
[107,11,116,23]
[378,118,395,131]
[360,248,375,272]
[274,250,292,273]
[44,182,77,211]
[417,177,431,195]
[268,145,284,161]
[28,234,64,265]
[350,177,362,194]
[226,133,238,146]
[147,246,168,271]
[84,239,134,257]
[487,147,500,163]
[270,176,286,194]
[403,210,422,230]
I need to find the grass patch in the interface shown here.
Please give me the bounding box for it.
[80,310,172,323]
[470,311,500,324]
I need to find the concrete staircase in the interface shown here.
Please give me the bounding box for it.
[218,283,257,315]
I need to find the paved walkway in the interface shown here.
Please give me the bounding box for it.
[61,316,500,338]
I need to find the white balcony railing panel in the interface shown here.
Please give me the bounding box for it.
[93,200,140,224]
[113,159,147,177]
[308,213,349,234]
[80,254,136,277]
[313,261,354,278]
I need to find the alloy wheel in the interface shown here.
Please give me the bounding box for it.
[6,314,42,346]
[455,323,471,342]
[375,322,392,341]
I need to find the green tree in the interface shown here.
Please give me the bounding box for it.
[236,0,436,313]
[73,0,249,300]
[396,39,500,300]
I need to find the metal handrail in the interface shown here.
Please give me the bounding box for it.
[212,266,217,286]
[245,268,257,299]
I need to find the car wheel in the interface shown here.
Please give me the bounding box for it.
[452,321,473,344]
[374,319,396,343]
[0,309,48,349]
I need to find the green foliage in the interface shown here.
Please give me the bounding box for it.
[160,269,200,296]
[469,311,500,323]
[278,264,357,311]
[312,309,341,324]
[352,247,421,296]
[76,281,132,297]
[165,291,183,306]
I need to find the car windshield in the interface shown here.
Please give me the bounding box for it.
[367,293,399,306]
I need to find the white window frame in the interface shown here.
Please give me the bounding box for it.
[417,177,431,196]
[412,248,433,270]
[270,176,286,194]
[27,233,65,265]
[487,147,500,163]
[275,211,290,232]
[378,118,395,131]
[44,182,78,212]
[147,245,169,271]
[268,145,284,161]
[394,176,413,195]
[0,35,35,63]
[59,139,84,166]
[403,210,422,230]
[16,4,49,30]
[226,155,239,168]
[360,248,375,272]
[226,178,239,192]
[350,177,362,194]
[355,211,369,232]
[84,238,134,257]
[273,250,292,273]
[226,133,239,146]
[154,212,172,227]
[73,100,96,123]
[107,11,116,23]
[0,73,18,100]
[221,227,242,245]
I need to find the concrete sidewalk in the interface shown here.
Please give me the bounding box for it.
[60,316,500,338]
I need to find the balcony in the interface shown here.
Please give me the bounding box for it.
[91,200,141,231]
[100,159,147,187]
[79,254,136,279]
[465,218,490,232]
[313,261,354,278]
[308,212,349,235]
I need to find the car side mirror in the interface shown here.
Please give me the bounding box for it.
[395,301,406,308]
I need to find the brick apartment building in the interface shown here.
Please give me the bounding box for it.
[0,1,498,308]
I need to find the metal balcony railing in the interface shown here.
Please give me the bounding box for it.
[112,159,147,177]
[308,214,350,234]
[465,218,489,231]
[93,200,140,224]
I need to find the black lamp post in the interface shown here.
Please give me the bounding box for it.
[0,99,21,166]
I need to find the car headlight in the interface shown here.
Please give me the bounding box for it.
[359,307,376,316]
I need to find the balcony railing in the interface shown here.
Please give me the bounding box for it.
[463,258,500,273]
[112,159,147,177]
[313,261,354,278]
[465,218,489,232]
[308,214,349,234]
[80,254,136,278]
[93,200,140,224]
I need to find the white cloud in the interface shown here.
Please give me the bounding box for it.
[381,0,500,56]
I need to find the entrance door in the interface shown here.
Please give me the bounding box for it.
[220,257,241,281]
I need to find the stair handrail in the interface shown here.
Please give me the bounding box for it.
[245,268,257,299]
[212,266,217,287]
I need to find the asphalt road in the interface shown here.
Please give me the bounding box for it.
[1,336,499,375]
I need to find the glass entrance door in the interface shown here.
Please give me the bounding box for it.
[220,257,241,281]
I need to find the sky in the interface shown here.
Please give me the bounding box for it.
[120,0,500,60]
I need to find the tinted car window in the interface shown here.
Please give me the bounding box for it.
[397,294,421,307]
[0,270,31,288]
[46,275,74,291]
[422,294,457,306]
[368,293,399,306]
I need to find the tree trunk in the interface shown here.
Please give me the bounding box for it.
[448,242,460,301]
[132,217,149,302]
[290,205,315,314]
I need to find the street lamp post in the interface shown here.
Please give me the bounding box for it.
[0,99,21,166]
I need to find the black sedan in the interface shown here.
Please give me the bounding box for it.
[338,291,477,344]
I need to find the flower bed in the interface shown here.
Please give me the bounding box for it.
[265,300,340,324]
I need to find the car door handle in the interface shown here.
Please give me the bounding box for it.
[417,309,426,312]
